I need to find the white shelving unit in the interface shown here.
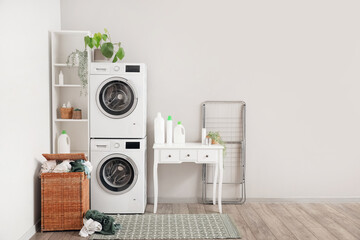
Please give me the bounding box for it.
[51,30,90,156]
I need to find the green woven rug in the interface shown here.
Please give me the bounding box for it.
[90,214,241,239]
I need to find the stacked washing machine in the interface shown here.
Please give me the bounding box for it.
[89,63,147,213]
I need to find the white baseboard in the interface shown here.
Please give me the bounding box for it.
[246,197,360,203]
[19,219,40,240]
[147,197,360,204]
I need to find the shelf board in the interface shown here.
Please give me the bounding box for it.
[54,84,82,88]
[54,63,78,67]
[54,119,88,122]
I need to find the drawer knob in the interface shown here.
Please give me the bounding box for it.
[168,155,171,158]
[187,154,190,157]
[206,155,209,158]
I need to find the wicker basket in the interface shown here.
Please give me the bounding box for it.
[60,107,73,119]
[41,153,89,231]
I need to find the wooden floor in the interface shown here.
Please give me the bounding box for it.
[31,202,360,240]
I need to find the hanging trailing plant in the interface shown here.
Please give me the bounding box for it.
[66,49,88,95]
[84,28,125,62]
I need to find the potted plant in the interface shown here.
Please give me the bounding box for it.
[66,28,125,95]
[84,28,125,62]
[207,131,226,155]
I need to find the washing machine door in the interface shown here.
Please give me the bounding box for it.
[96,77,138,119]
[97,154,138,195]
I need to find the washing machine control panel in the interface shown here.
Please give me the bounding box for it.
[113,65,120,72]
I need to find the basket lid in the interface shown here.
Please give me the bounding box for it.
[42,153,87,161]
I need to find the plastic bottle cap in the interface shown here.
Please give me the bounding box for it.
[62,130,67,134]
[168,116,172,120]
[178,121,181,125]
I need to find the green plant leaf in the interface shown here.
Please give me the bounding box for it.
[104,28,108,33]
[101,42,114,58]
[115,47,125,60]
[84,36,90,45]
[93,33,102,48]
[112,55,118,63]
[102,34,108,41]
[84,36,94,48]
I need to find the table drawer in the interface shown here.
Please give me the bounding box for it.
[180,150,198,161]
[197,150,218,163]
[160,150,180,163]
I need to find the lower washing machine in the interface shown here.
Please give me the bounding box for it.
[90,138,147,213]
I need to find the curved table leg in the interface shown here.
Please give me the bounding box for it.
[213,162,218,205]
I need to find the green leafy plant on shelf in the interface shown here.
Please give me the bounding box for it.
[66,49,88,95]
[84,28,125,62]
[207,131,226,156]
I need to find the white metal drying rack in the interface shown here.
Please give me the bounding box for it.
[202,101,246,204]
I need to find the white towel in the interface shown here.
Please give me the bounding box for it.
[83,161,93,173]
[53,160,72,173]
[40,160,57,173]
[79,218,102,237]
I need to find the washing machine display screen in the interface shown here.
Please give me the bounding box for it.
[99,157,136,193]
[98,79,136,118]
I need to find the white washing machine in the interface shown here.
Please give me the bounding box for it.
[90,138,147,213]
[90,63,147,138]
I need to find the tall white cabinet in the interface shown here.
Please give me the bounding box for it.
[50,30,91,155]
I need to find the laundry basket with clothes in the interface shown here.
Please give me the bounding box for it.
[40,153,92,231]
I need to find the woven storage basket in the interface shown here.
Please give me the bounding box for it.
[41,153,89,231]
[60,107,73,119]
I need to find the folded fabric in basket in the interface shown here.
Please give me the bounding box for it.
[85,210,120,235]
[53,160,72,173]
[39,160,57,175]
[70,159,92,178]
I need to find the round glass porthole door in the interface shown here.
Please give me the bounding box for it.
[97,154,138,195]
[96,77,138,119]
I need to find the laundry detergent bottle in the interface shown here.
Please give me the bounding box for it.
[166,115,173,144]
[154,112,165,144]
[58,130,70,153]
[174,121,185,144]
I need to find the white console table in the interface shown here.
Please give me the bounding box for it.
[153,142,224,213]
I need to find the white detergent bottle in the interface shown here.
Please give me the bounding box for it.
[174,121,185,144]
[154,112,165,144]
[59,71,64,85]
[166,115,173,144]
[58,130,70,153]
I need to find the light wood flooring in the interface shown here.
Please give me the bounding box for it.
[31,202,360,240]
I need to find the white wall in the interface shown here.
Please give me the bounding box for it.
[0,1,60,239]
[61,0,360,200]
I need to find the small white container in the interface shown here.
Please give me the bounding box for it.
[58,130,70,153]
[166,116,173,144]
[59,71,64,85]
[154,112,165,144]
[174,121,185,144]
[201,128,207,145]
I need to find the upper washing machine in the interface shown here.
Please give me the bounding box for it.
[90,63,147,138]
